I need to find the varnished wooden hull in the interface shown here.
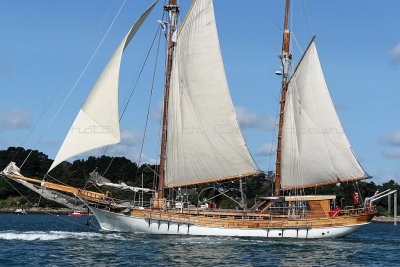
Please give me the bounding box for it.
[88,206,373,238]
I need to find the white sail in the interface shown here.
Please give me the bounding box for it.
[281,41,367,189]
[49,1,158,172]
[165,0,258,187]
[89,171,154,192]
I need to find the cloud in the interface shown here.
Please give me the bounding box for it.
[382,150,400,159]
[389,42,400,62]
[262,114,276,131]
[379,130,400,159]
[106,145,156,164]
[120,128,141,145]
[380,130,400,159]
[256,143,275,157]
[105,128,157,164]
[381,129,400,147]
[235,106,277,131]
[235,106,259,128]
[73,128,157,164]
[0,108,32,130]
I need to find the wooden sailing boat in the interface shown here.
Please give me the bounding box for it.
[1,0,376,238]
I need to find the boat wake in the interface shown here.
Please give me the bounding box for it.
[0,231,126,241]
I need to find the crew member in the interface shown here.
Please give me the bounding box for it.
[353,192,359,208]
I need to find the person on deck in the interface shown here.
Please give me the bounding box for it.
[353,192,359,208]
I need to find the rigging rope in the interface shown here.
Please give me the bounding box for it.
[20,0,127,170]
[129,27,162,202]
[255,0,282,31]
[136,28,162,174]
[302,0,313,39]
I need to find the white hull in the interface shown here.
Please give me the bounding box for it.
[88,206,368,239]
[14,208,27,215]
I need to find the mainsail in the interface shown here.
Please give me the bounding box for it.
[165,0,259,187]
[49,1,158,172]
[281,41,368,189]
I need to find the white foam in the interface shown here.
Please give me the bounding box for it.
[0,231,126,241]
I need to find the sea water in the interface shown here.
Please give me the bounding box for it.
[0,214,398,266]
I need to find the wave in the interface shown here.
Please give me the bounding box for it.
[0,231,126,241]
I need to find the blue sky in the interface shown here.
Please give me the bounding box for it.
[0,1,399,184]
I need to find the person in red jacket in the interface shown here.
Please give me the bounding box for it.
[353,192,359,208]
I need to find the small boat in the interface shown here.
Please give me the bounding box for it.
[68,211,86,217]
[14,208,27,215]
[372,216,399,224]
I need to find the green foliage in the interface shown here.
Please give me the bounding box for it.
[0,179,14,199]
[219,198,235,209]
[188,193,198,205]
[0,196,26,207]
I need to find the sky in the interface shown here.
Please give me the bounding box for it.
[0,0,399,184]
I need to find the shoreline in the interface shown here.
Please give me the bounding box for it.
[0,207,77,215]
[372,216,399,224]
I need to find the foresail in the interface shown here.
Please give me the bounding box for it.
[48,1,158,172]
[165,0,258,187]
[281,41,368,189]
[89,171,154,192]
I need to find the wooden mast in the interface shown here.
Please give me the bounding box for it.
[158,0,178,199]
[275,0,291,196]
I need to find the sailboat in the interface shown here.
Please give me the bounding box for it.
[15,202,27,215]
[1,0,376,238]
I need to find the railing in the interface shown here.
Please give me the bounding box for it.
[88,196,378,224]
[339,206,376,216]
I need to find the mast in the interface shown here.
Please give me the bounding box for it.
[158,0,179,199]
[275,0,292,196]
